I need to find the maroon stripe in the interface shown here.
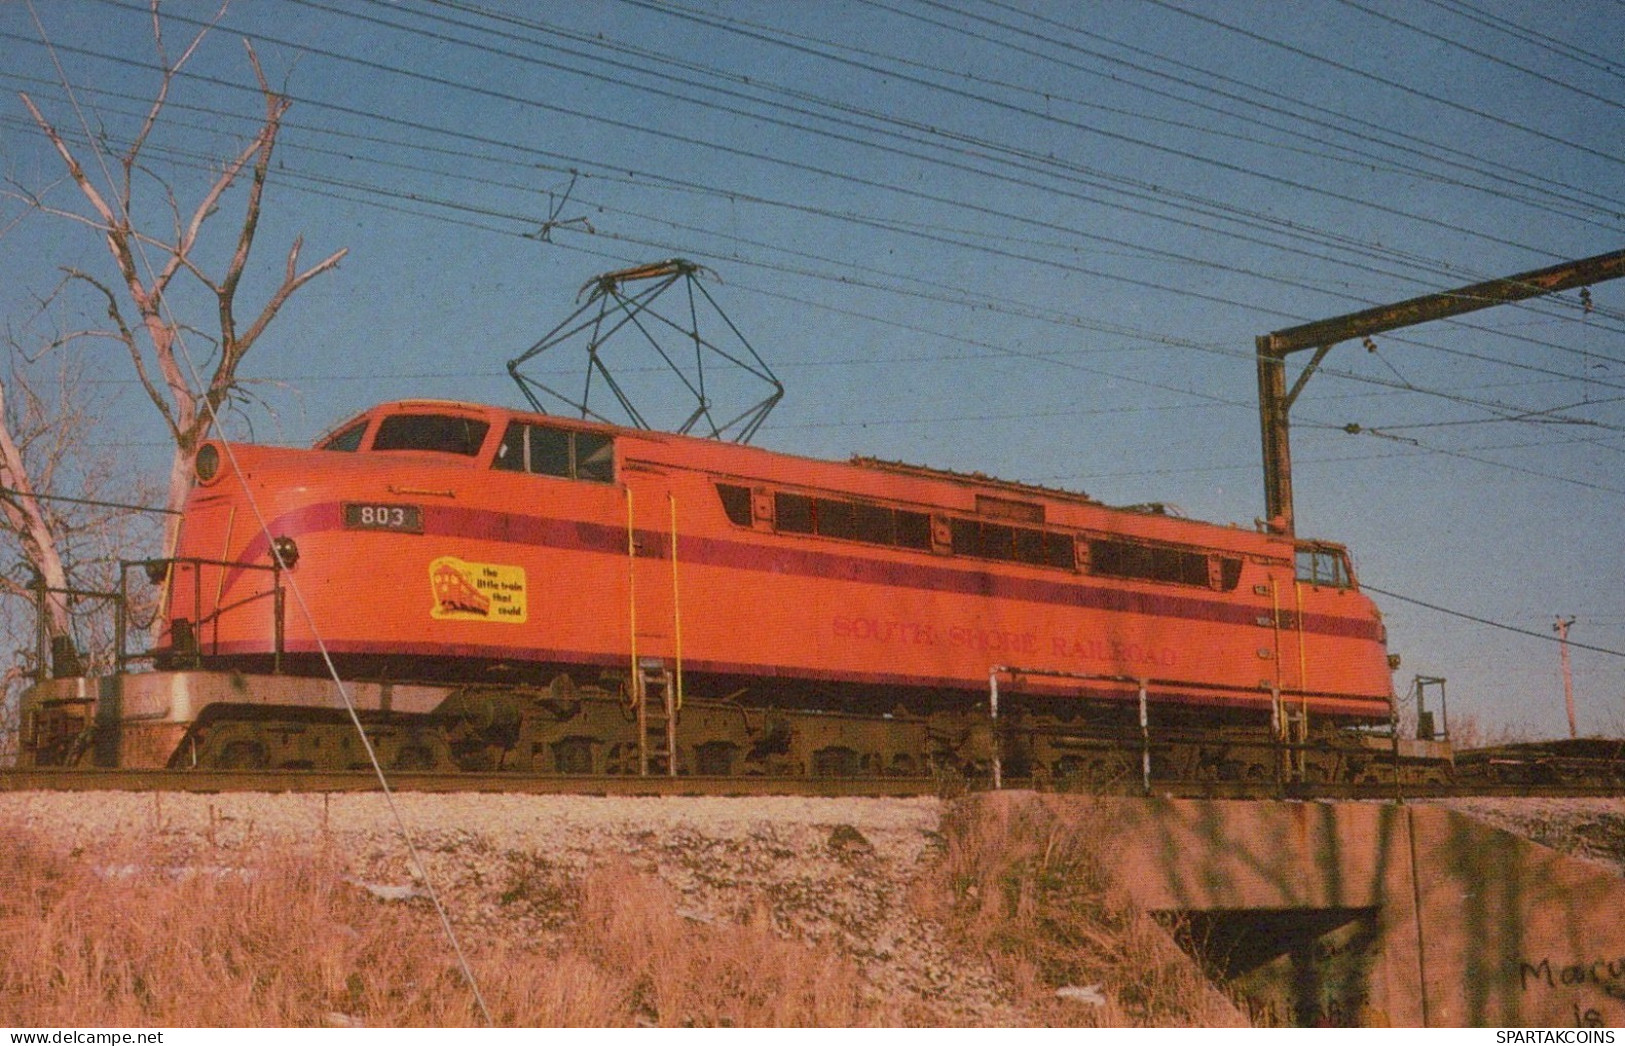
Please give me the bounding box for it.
[221,502,341,592]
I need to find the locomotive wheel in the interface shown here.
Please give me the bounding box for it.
[550,736,597,774]
[392,745,438,771]
[216,739,269,770]
[693,741,737,776]
[604,742,640,775]
[813,746,862,777]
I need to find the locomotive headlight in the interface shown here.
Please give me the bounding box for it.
[195,443,221,484]
[271,536,300,569]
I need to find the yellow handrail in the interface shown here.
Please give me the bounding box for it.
[1295,578,1309,713]
[625,486,639,710]
[669,492,684,713]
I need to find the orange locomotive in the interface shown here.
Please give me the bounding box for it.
[65,395,1409,781]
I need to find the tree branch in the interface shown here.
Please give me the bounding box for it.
[230,239,349,367]
[61,268,180,440]
[125,0,226,206]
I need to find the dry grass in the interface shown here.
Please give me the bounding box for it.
[917,793,1244,1027]
[575,859,890,1026]
[0,794,1238,1027]
[0,825,892,1027]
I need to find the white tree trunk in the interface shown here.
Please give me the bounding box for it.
[0,381,74,670]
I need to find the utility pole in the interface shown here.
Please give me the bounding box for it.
[1255,247,1625,535]
[1554,615,1578,739]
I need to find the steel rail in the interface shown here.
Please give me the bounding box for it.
[1,768,1619,800]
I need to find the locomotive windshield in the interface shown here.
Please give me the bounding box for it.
[320,421,367,452]
[371,414,491,456]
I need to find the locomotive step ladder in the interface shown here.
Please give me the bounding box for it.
[1280,704,1310,782]
[635,657,678,777]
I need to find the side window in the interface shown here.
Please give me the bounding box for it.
[491,423,615,482]
[531,427,572,478]
[768,491,934,553]
[716,484,753,526]
[493,423,525,471]
[775,492,814,534]
[814,498,858,541]
[576,432,615,482]
[321,421,367,452]
[895,511,933,550]
[854,502,894,545]
[951,518,1075,569]
[1089,538,1212,587]
[1042,532,1075,570]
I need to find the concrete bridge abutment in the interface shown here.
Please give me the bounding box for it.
[1006,794,1625,1026]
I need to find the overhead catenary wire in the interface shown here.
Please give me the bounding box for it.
[36,0,1625,314]
[1142,0,1625,171]
[959,0,1625,224]
[6,2,1623,481]
[0,486,179,515]
[12,1,1565,303]
[878,0,1625,229]
[1334,0,1625,116]
[95,2,1625,310]
[15,0,1625,266]
[1420,0,1625,83]
[13,77,1618,455]
[1364,583,1625,661]
[12,0,1625,355]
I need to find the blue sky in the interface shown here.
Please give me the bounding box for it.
[3,0,1623,737]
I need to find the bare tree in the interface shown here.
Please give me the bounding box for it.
[0,375,73,673]
[0,353,163,760]
[16,3,347,554]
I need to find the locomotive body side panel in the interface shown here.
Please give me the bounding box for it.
[162,401,1395,725]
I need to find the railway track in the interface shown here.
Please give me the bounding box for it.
[3,767,1621,800]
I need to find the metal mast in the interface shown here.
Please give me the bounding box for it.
[1555,615,1578,739]
[1255,248,1625,535]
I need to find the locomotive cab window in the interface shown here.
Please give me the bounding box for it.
[493,421,615,482]
[576,432,615,482]
[320,421,367,452]
[1296,547,1352,589]
[372,414,490,456]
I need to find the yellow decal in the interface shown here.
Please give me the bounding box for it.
[429,556,527,623]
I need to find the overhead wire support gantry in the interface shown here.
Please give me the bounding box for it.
[507,258,784,444]
[1255,246,1625,536]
